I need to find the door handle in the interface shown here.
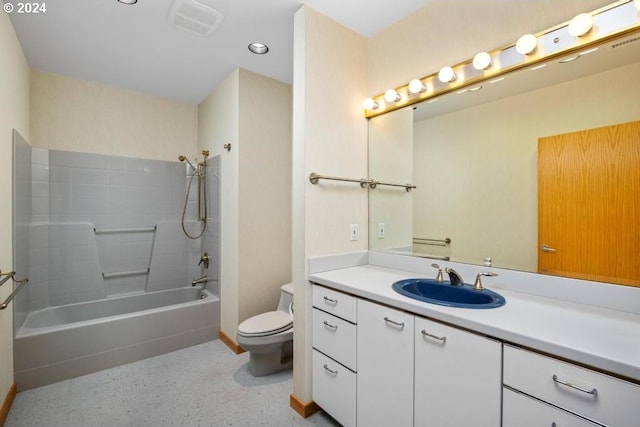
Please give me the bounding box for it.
[541,244,557,253]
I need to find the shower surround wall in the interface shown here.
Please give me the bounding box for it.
[23,148,220,315]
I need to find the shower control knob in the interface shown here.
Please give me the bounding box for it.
[198,252,210,269]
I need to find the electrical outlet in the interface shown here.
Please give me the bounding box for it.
[377,222,385,239]
[350,224,358,241]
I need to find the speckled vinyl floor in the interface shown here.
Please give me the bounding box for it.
[6,339,341,427]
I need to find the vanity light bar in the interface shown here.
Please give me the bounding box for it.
[363,0,640,118]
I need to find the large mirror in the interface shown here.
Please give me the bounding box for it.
[369,27,640,287]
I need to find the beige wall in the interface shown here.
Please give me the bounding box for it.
[0,11,30,408]
[199,70,240,336]
[237,69,292,322]
[199,68,292,338]
[292,6,368,403]
[30,70,197,161]
[367,0,613,95]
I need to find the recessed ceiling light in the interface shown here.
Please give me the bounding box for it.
[248,43,269,55]
[117,0,138,4]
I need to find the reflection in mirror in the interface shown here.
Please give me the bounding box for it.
[369,30,640,286]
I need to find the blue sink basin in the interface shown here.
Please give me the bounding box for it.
[392,278,505,309]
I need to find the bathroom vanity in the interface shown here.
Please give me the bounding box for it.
[309,252,640,427]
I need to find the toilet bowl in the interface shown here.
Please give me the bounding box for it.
[236,283,294,376]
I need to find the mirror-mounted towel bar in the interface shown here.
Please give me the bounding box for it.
[0,270,29,310]
[413,237,452,247]
[309,172,416,192]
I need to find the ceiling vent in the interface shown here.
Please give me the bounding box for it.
[167,0,224,37]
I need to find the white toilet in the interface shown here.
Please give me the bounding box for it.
[236,283,294,376]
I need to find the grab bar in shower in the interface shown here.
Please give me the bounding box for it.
[0,270,29,310]
[102,269,150,279]
[94,226,157,235]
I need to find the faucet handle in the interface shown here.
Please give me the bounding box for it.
[431,263,444,282]
[473,272,498,291]
[198,252,210,268]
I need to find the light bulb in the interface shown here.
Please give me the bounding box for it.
[438,66,456,83]
[384,89,401,103]
[568,13,593,37]
[516,34,537,55]
[472,52,492,70]
[362,97,378,111]
[408,79,426,94]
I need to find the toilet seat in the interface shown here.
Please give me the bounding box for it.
[237,311,293,337]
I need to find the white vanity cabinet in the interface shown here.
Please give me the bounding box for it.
[311,286,357,427]
[414,316,502,426]
[503,387,601,426]
[503,344,640,426]
[357,298,414,427]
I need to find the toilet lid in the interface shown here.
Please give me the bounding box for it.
[237,311,293,337]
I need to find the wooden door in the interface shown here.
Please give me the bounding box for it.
[538,120,640,286]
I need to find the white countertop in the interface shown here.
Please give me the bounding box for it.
[309,263,640,382]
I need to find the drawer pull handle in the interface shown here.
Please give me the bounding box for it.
[552,374,598,396]
[323,364,338,376]
[323,320,338,330]
[421,329,446,343]
[384,316,405,328]
[323,296,338,304]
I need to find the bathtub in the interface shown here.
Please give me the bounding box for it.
[14,286,220,390]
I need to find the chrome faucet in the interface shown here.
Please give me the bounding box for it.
[192,275,208,286]
[431,263,445,282]
[198,252,210,269]
[473,272,498,291]
[444,267,464,286]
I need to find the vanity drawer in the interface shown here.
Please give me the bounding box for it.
[312,308,356,371]
[312,349,356,427]
[312,285,356,323]
[503,387,600,427]
[503,345,640,426]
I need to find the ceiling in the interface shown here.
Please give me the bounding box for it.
[6,0,430,104]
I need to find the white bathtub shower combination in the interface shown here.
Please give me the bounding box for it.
[15,285,220,390]
[12,147,222,390]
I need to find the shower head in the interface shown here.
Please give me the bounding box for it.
[178,155,197,172]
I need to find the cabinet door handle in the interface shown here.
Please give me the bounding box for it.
[323,296,338,304]
[323,320,338,330]
[384,316,405,328]
[323,364,338,376]
[552,374,597,396]
[421,329,446,343]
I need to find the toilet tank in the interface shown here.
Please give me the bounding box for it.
[277,283,294,313]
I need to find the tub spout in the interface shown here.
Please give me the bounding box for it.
[192,276,208,286]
